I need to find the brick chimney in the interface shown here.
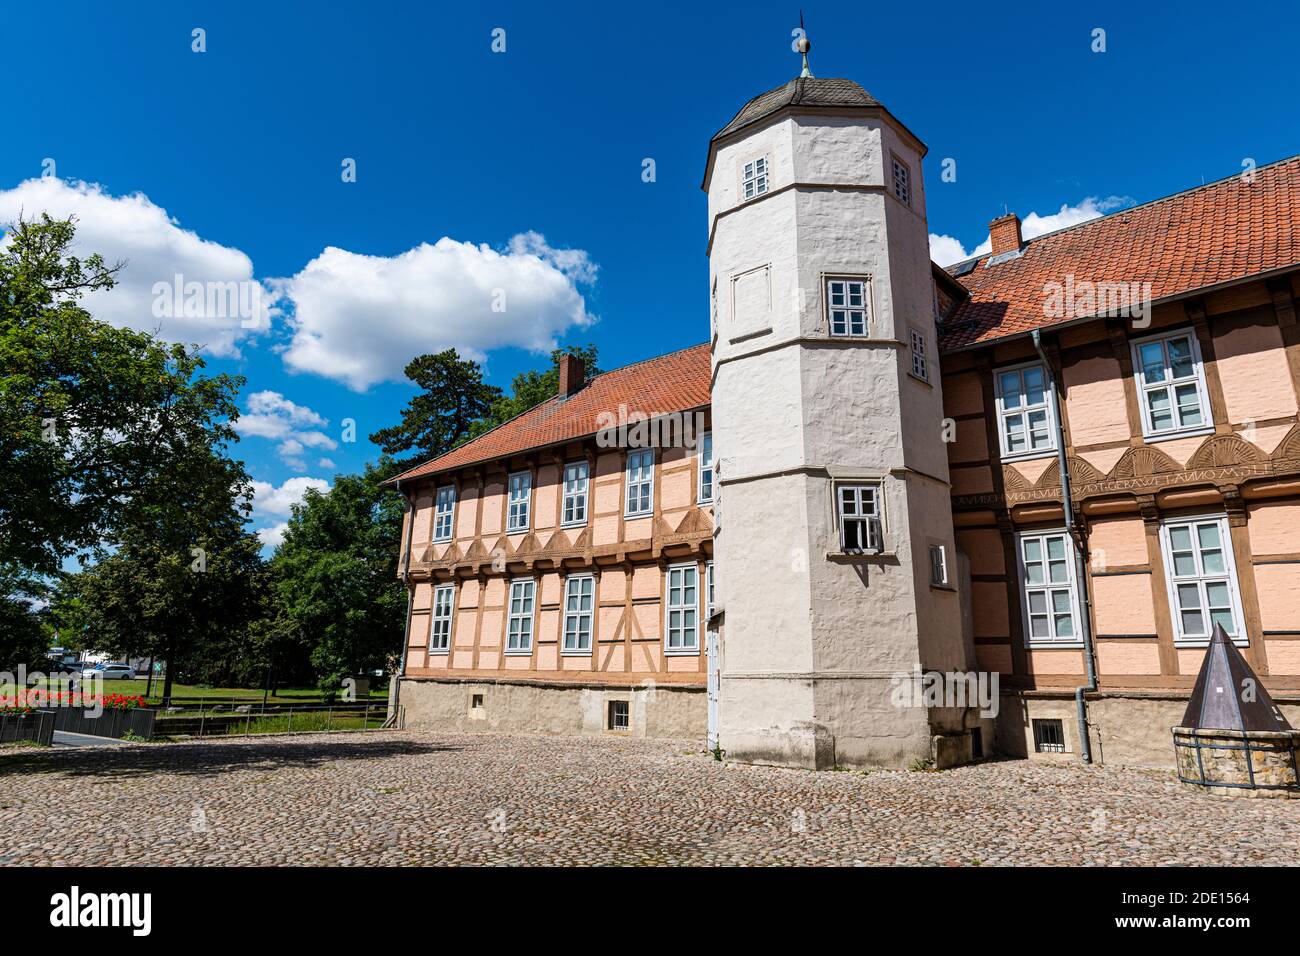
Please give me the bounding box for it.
[558,353,584,397]
[989,212,1023,256]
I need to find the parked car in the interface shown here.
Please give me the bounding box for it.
[89,663,136,680]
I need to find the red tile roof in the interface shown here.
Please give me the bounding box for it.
[940,155,1300,350]
[390,344,712,483]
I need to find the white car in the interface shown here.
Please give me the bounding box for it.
[90,663,136,680]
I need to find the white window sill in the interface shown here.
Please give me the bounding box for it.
[432,537,453,545]
[560,520,587,530]
[697,497,714,506]
[624,511,653,520]
[1024,642,1085,650]
[1142,426,1215,445]
[1000,449,1058,465]
[428,649,449,656]
[826,550,897,561]
[503,649,533,657]
[664,647,700,656]
[506,527,530,535]
[560,649,592,656]
[1174,637,1249,649]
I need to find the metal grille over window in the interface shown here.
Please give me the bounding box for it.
[1033,719,1066,753]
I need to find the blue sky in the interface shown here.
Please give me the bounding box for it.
[4,1,1297,546]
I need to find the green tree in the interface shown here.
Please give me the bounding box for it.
[0,565,49,670]
[267,460,406,691]
[367,350,502,472]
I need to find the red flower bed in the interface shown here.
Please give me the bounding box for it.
[0,691,147,711]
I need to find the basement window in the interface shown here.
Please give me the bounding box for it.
[1033,718,1066,754]
[608,700,630,732]
[471,694,484,710]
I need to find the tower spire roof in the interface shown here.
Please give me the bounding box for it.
[796,11,813,77]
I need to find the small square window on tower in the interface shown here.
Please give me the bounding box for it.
[825,277,870,337]
[892,156,911,206]
[909,327,929,381]
[836,483,883,553]
[742,156,768,199]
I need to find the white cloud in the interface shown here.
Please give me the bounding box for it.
[317,457,336,469]
[256,522,289,548]
[0,177,272,355]
[273,233,597,391]
[929,195,1134,267]
[248,476,330,550]
[235,390,337,471]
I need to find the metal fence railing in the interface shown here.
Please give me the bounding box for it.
[155,701,396,738]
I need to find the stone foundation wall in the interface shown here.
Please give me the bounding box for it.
[398,677,707,740]
[997,691,1300,769]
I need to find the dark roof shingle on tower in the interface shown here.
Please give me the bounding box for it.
[712,76,882,141]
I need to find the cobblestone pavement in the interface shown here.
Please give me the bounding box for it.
[2,730,1298,865]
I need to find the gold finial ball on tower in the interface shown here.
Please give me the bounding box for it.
[795,35,811,54]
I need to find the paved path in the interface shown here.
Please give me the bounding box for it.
[1,730,1297,865]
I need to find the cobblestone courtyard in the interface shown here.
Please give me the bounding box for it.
[2,730,1298,866]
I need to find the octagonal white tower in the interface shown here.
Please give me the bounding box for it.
[704,73,978,768]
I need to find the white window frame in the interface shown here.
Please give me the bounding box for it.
[742,155,768,200]
[835,482,883,554]
[429,584,455,654]
[705,560,715,618]
[561,574,595,654]
[433,485,456,543]
[1131,329,1213,441]
[909,327,929,381]
[891,156,911,206]
[1016,529,1082,647]
[825,276,870,337]
[1159,514,1245,647]
[505,578,535,654]
[507,471,532,533]
[929,544,948,587]
[994,361,1058,461]
[625,449,654,517]
[664,563,699,654]
[561,461,589,527]
[697,432,714,504]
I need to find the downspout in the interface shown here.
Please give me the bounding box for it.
[388,478,416,728]
[1031,330,1098,763]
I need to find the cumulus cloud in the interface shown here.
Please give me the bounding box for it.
[929,195,1134,267]
[272,233,597,391]
[248,476,330,549]
[0,177,272,355]
[235,390,337,471]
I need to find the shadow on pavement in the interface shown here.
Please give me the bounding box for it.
[0,734,463,779]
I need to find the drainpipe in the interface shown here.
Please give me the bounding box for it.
[389,478,416,728]
[1032,330,1098,763]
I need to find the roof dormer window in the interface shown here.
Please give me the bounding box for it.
[743,156,769,200]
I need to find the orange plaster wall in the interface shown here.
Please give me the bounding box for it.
[1247,501,1300,554]
[942,371,984,417]
[1088,516,1149,569]
[480,480,504,535]
[1096,640,1161,675]
[1063,353,1130,446]
[975,643,1013,674]
[1008,455,1053,486]
[1265,641,1300,677]
[1254,564,1300,631]
[1176,648,1206,675]
[1214,320,1298,424]
[534,464,560,529]
[971,582,1010,638]
[1091,574,1157,636]
[1028,649,1084,675]
[1077,446,1127,477]
[956,528,1003,576]
[948,418,987,464]
[455,485,479,539]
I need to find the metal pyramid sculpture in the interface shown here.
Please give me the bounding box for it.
[1181,622,1292,732]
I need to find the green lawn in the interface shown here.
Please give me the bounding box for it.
[23,678,388,704]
